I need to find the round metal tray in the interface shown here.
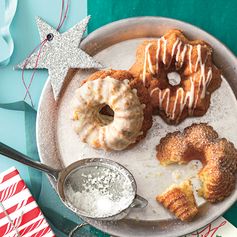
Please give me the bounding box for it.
[36,17,237,237]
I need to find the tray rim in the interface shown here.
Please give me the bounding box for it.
[36,16,237,237]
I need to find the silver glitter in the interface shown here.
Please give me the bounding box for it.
[17,16,103,99]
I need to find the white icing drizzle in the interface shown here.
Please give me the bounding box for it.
[142,44,149,84]
[161,89,170,114]
[155,39,161,73]
[167,38,180,69]
[175,41,182,64]
[143,35,214,121]
[188,45,193,72]
[180,45,187,67]
[206,68,213,88]
[201,67,213,98]
[187,76,195,111]
[171,39,180,58]
[150,88,159,97]
[171,88,183,119]
[195,45,202,72]
[162,37,167,64]
[147,47,155,75]
[142,43,154,84]
[194,73,203,110]
[170,76,195,119]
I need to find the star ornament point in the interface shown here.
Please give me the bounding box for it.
[18,16,103,99]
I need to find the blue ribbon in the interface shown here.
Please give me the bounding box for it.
[0,0,18,67]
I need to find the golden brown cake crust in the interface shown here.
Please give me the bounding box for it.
[82,69,153,142]
[156,180,198,221]
[129,29,222,124]
[156,123,237,202]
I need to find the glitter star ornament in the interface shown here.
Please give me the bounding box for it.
[18,16,102,99]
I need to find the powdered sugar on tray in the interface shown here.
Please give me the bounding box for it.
[64,166,135,218]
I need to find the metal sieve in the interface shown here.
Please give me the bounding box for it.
[0,142,148,220]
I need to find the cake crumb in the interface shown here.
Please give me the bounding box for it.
[172,170,182,181]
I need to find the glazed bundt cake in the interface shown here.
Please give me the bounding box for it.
[130,29,222,124]
[71,70,153,151]
[156,123,237,202]
[157,180,198,221]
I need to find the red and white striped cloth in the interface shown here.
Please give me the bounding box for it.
[0,167,55,237]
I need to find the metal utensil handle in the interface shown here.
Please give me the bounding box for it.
[68,223,88,237]
[0,142,60,180]
[130,194,148,209]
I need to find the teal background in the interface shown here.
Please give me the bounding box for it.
[88,0,237,56]
[0,0,237,236]
[0,0,86,183]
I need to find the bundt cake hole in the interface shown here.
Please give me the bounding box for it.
[98,104,114,125]
[167,72,181,86]
[153,68,186,91]
[183,148,206,164]
[99,104,114,117]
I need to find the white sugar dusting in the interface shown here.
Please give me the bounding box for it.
[56,38,237,221]
[64,166,134,218]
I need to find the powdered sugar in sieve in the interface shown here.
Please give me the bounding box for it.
[63,164,135,218]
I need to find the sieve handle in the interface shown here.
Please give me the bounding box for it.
[130,194,148,209]
[0,142,60,180]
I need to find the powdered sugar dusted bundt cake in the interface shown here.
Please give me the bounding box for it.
[156,123,237,202]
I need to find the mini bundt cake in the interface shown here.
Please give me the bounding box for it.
[156,123,237,202]
[157,180,198,221]
[71,70,153,151]
[130,29,222,124]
